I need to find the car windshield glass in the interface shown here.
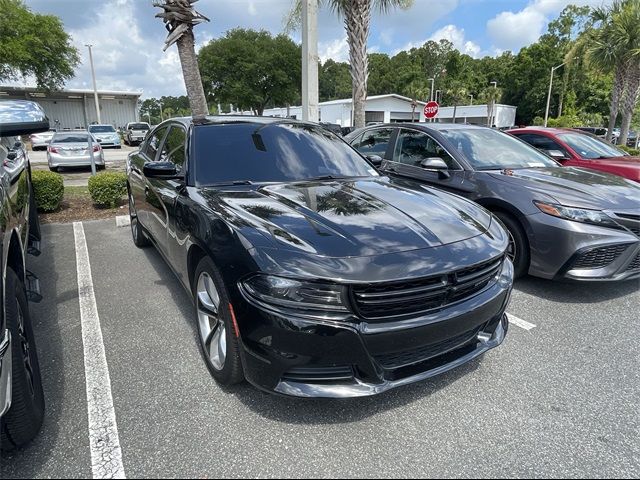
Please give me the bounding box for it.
[440,128,558,170]
[558,133,628,159]
[192,122,378,185]
[89,125,116,133]
[129,123,149,130]
[53,133,90,143]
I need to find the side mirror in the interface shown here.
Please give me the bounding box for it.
[546,149,569,161]
[143,161,180,179]
[420,157,448,170]
[366,155,383,167]
[0,100,50,136]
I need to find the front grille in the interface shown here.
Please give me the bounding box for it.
[351,256,503,319]
[572,244,631,270]
[614,213,640,237]
[626,253,640,272]
[374,327,481,369]
[282,366,354,383]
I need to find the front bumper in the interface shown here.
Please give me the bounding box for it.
[235,260,513,398]
[527,212,640,281]
[0,329,12,417]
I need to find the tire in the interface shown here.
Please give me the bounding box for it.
[193,257,244,386]
[128,190,150,248]
[494,212,530,279]
[48,166,58,173]
[0,268,45,452]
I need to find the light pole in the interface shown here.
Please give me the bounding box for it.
[469,94,474,105]
[435,90,442,103]
[488,81,498,127]
[85,44,101,124]
[428,78,435,102]
[158,101,164,122]
[302,0,319,122]
[544,62,567,127]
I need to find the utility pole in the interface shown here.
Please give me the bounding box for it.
[428,78,435,122]
[302,0,319,123]
[85,44,101,124]
[545,62,567,127]
[469,94,474,105]
[159,101,164,121]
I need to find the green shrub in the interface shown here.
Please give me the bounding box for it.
[31,171,64,212]
[88,172,127,208]
[618,145,640,156]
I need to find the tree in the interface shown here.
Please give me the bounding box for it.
[154,0,209,118]
[445,84,468,123]
[480,86,503,127]
[199,29,301,115]
[0,0,79,91]
[319,59,351,101]
[289,0,413,128]
[573,0,640,143]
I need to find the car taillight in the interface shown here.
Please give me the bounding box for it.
[48,146,59,154]
[93,145,101,152]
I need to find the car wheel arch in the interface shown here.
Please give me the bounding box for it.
[6,230,25,284]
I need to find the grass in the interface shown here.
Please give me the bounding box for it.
[64,186,91,198]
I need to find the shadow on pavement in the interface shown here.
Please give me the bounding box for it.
[515,275,640,304]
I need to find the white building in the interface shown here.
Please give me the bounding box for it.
[257,94,430,126]
[0,85,142,130]
[436,104,517,129]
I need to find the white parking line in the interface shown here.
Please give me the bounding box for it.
[507,313,537,331]
[74,222,127,479]
[115,215,131,228]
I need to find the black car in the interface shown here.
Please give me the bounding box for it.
[0,100,46,450]
[127,117,513,398]
[346,123,640,281]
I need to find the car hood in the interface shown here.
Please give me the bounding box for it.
[199,178,492,257]
[489,167,640,210]
[586,155,640,166]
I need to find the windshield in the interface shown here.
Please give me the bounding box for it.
[53,133,91,143]
[192,122,379,185]
[558,132,628,159]
[129,123,149,130]
[440,128,558,170]
[89,125,116,133]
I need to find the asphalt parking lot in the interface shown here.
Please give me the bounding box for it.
[1,219,639,478]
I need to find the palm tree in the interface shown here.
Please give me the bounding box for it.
[288,0,413,128]
[445,85,468,124]
[571,1,640,143]
[154,0,209,118]
[480,86,502,127]
[406,79,429,122]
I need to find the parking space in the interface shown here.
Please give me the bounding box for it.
[1,219,639,478]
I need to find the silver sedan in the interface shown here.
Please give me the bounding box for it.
[47,131,105,172]
[30,129,56,150]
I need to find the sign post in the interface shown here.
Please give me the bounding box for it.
[424,101,439,120]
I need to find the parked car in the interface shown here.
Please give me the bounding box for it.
[319,122,343,136]
[47,131,105,172]
[124,122,150,146]
[0,100,45,451]
[508,127,640,183]
[346,123,640,281]
[573,126,607,139]
[627,131,639,149]
[88,124,121,149]
[126,117,514,398]
[29,129,56,151]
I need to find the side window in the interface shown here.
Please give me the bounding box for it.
[392,130,458,168]
[517,134,568,157]
[353,128,393,157]
[143,126,168,160]
[159,126,187,173]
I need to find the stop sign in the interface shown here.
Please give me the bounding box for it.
[424,101,439,119]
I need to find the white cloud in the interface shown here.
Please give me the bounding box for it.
[395,25,482,58]
[487,0,612,52]
[319,37,350,63]
[248,1,258,16]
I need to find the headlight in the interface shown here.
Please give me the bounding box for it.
[242,275,348,312]
[533,201,618,228]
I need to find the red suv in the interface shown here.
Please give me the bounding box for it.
[508,127,640,183]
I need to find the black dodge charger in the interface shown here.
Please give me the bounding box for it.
[127,117,514,398]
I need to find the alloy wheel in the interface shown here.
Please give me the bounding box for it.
[128,194,138,243]
[196,272,226,371]
[506,228,517,264]
[16,302,35,397]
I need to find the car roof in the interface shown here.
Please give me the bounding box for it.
[508,126,585,135]
[168,115,314,128]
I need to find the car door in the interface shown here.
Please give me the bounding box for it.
[0,137,29,248]
[350,128,395,162]
[129,125,169,239]
[383,128,469,194]
[145,123,187,257]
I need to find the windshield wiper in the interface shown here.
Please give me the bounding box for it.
[298,175,353,182]
[208,180,254,186]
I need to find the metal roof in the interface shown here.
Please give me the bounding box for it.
[0,85,143,98]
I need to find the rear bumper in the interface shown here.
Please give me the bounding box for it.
[527,212,640,281]
[236,259,513,398]
[0,329,12,417]
[48,154,105,168]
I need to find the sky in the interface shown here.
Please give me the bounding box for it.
[20,0,609,99]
